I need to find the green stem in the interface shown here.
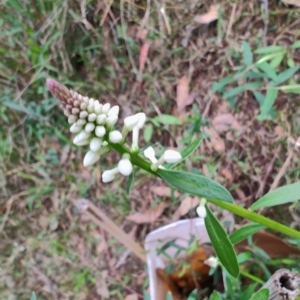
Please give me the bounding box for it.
[209,200,300,239]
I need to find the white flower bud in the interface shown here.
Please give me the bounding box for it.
[196,205,207,218]
[77,119,87,126]
[136,112,146,129]
[70,123,82,133]
[108,105,119,116]
[96,114,107,125]
[109,130,122,143]
[68,115,77,124]
[102,168,119,183]
[88,98,95,107]
[64,110,70,117]
[85,123,95,133]
[72,107,79,114]
[88,113,97,122]
[80,111,88,119]
[95,126,106,137]
[102,103,111,114]
[94,101,102,114]
[118,157,133,176]
[87,104,94,113]
[76,139,90,146]
[163,150,182,163]
[80,102,87,110]
[73,130,91,145]
[106,115,118,127]
[204,256,219,268]
[144,147,157,163]
[83,150,100,167]
[124,114,140,131]
[90,137,102,152]
[73,100,79,107]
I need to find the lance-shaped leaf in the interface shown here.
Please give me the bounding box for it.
[250,182,300,210]
[157,169,234,203]
[205,205,239,278]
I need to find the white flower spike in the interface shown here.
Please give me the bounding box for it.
[144,147,158,164]
[151,149,182,171]
[204,256,219,269]
[83,150,101,167]
[196,198,207,218]
[118,154,133,176]
[102,168,119,183]
[109,130,123,143]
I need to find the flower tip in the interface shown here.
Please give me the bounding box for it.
[46,78,58,91]
[204,256,219,268]
[83,150,100,167]
[163,150,182,163]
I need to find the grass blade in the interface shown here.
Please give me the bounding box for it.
[258,89,278,119]
[229,224,265,244]
[275,66,299,85]
[223,82,264,99]
[211,75,236,93]
[242,41,253,67]
[254,45,283,54]
[256,62,278,82]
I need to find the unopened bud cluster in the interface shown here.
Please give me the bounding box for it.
[46,78,182,182]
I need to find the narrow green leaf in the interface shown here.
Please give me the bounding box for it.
[258,89,278,118]
[30,292,37,300]
[126,170,134,194]
[276,67,299,85]
[256,62,278,82]
[241,283,259,300]
[153,114,182,125]
[279,84,300,93]
[290,40,300,49]
[209,200,300,239]
[250,182,300,210]
[157,169,234,203]
[249,288,269,300]
[243,72,268,79]
[269,53,284,69]
[211,75,236,93]
[205,206,239,278]
[229,224,265,244]
[181,137,202,160]
[223,82,264,99]
[143,123,153,143]
[242,41,253,67]
[253,91,265,105]
[210,290,223,300]
[254,45,283,54]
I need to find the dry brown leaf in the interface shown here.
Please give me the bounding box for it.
[176,75,190,112]
[172,197,199,221]
[194,5,219,24]
[151,186,180,198]
[203,127,225,152]
[125,294,139,300]
[126,203,167,224]
[96,270,109,298]
[211,113,241,133]
[281,0,300,7]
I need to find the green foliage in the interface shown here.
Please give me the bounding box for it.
[205,206,239,277]
[249,288,269,300]
[229,224,265,244]
[212,41,300,120]
[250,182,300,210]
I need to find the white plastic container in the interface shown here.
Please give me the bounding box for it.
[144,218,211,300]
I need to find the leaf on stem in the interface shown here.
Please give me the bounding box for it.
[249,288,269,300]
[205,205,239,278]
[250,182,300,210]
[157,169,234,203]
[229,224,265,244]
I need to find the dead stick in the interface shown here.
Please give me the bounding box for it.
[261,269,300,300]
[73,199,146,263]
